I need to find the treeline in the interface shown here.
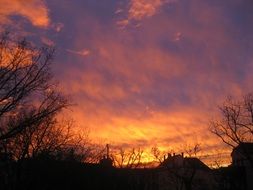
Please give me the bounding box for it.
[0,32,97,189]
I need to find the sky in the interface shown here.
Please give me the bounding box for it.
[0,0,253,164]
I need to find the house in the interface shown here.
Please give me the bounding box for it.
[231,143,253,167]
[231,143,253,190]
[160,153,210,171]
[158,153,214,190]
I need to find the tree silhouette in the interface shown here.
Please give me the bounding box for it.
[2,117,88,161]
[112,147,144,168]
[0,32,71,190]
[210,93,253,167]
[0,32,68,141]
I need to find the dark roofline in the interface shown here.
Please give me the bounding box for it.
[231,142,253,157]
[159,156,210,171]
[232,142,253,151]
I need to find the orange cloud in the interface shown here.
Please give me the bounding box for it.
[117,0,176,27]
[68,105,229,166]
[0,0,49,27]
[129,0,165,20]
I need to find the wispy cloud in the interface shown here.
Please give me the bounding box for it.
[52,22,64,32]
[41,37,55,46]
[66,49,91,57]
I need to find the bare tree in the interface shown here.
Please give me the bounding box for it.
[182,143,201,158]
[1,116,87,161]
[0,32,71,190]
[151,146,165,164]
[111,147,144,168]
[0,32,68,141]
[210,93,253,166]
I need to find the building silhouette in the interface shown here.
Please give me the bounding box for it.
[1,143,253,190]
[158,152,214,190]
[231,143,253,167]
[231,143,253,190]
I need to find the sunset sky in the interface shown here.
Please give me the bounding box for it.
[1,0,253,164]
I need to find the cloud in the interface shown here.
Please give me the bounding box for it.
[128,0,165,20]
[52,22,64,32]
[117,0,176,27]
[41,37,55,46]
[0,0,50,28]
[66,49,91,57]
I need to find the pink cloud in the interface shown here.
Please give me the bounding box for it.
[0,0,50,28]
[66,49,91,57]
[117,0,176,27]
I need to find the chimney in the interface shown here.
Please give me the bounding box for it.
[181,152,184,158]
[173,153,175,156]
[168,153,171,158]
[106,144,109,159]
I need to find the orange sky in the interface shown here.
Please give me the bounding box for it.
[1,0,253,166]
